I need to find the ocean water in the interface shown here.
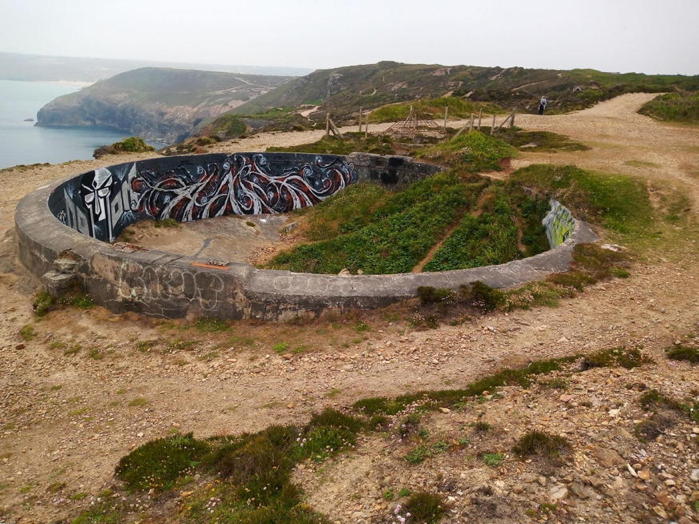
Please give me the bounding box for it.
[0,79,128,169]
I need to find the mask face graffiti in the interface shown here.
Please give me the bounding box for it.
[82,168,113,222]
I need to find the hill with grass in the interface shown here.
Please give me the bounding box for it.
[219,62,699,125]
[36,67,292,143]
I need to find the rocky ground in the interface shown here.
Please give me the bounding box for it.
[0,94,697,523]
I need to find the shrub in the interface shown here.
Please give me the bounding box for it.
[115,433,210,491]
[402,492,447,523]
[666,344,699,363]
[513,431,570,459]
[33,291,55,316]
[580,347,651,370]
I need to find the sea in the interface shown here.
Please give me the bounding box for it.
[0,79,129,169]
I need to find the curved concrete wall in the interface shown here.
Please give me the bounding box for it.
[16,153,596,320]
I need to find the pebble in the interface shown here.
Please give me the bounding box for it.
[691,469,699,482]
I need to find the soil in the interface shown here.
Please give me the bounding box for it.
[0,93,698,523]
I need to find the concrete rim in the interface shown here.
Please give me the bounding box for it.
[15,155,598,320]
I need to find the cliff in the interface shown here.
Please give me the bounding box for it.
[36,67,292,143]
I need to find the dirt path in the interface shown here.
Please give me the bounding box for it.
[1,94,698,522]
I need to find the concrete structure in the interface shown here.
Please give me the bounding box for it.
[16,152,596,320]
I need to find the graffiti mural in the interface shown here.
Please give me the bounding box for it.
[131,153,355,221]
[48,153,356,243]
[542,199,576,248]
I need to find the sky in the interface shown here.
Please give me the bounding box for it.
[1,0,697,75]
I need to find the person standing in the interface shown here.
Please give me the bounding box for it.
[538,96,548,115]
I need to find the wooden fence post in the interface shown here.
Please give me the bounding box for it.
[477,110,482,130]
[490,114,496,135]
[358,107,363,133]
[510,112,515,128]
[325,113,330,136]
[443,106,448,131]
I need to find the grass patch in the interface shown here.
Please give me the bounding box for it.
[369,96,503,123]
[128,397,149,407]
[115,433,210,491]
[666,344,698,363]
[194,317,229,333]
[639,91,699,124]
[272,342,289,353]
[497,127,589,152]
[19,324,36,341]
[267,171,477,274]
[580,347,651,370]
[268,132,395,156]
[482,452,505,467]
[154,218,179,228]
[416,131,517,172]
[510,164,652,238]
[401,492,447,523]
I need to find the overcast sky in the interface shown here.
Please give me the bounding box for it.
[1,0,697,75]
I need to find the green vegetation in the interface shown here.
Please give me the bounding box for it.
[268,172,479,274]
[268,132,395,155]
[369,96,503,123]
[205,113,247,139]
[31,290,94,316]
[294,183,390,241]
[666,343,699,363]
[194,317,230,333]
[580,346,651,370]
[153,218,179,228]
[77,344,658,522]
[482,452,505,467]
[416,131,518,172]
[19,324,36,341]
[115,433,210,491]
[639,91,699,124]
[497,127,589,152]
[423,185,521,271]
[402,492,447,523]
[513,431,570,459]
[510,164,652,237]
[93,136,154,158]
[267,166,558,275]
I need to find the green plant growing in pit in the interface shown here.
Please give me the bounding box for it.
[194,317,230,333]
[272,342,289,353]
[19,324,36,341]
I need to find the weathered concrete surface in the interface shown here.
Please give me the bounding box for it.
[15,154,597,320]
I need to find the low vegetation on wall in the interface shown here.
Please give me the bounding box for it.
[638,91,699,124]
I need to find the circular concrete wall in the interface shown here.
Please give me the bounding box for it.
[16,152,596,320]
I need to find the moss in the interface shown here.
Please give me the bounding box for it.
[115,433,210,491]
[513,431,570,459]
[94,137,154,158]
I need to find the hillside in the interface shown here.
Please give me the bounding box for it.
[218,61,699,129]
[36,67,292,143]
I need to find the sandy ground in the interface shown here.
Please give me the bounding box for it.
[0,93,698,522]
